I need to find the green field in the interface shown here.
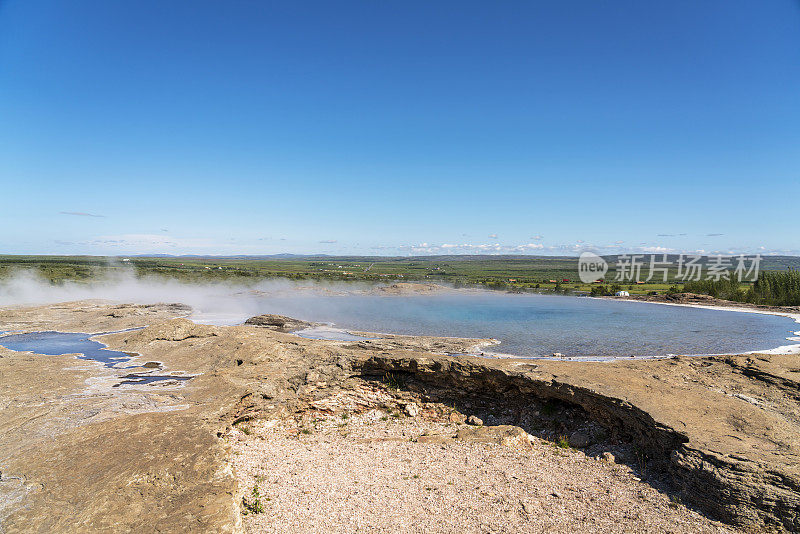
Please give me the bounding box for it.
[2,254,799,297]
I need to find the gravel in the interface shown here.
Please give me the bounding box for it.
[230,411,736,534]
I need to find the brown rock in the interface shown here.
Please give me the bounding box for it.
[404,402,420,417]
[600,452,616,463]
[448,412,466,424]
[467,415,483,426]
[456,425,533,451]
[416,434,452,445]
[244,314,315,332]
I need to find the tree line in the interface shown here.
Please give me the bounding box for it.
[682,269,800,306]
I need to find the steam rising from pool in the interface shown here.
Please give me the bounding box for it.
[0,268,377,323]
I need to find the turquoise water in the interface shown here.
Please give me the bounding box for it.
[237,293,798,358]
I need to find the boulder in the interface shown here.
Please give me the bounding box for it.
[568,430,594,448]
[244,314,315,332]
[404,403,420,417]
[466,415,483,426]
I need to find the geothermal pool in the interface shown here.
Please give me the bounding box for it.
[192,292,800,359]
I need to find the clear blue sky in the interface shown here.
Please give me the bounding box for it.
[1,1,798,256]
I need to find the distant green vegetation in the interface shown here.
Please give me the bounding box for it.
[753,270,800,306]
[683,269,800,306]
[1,255,799,302]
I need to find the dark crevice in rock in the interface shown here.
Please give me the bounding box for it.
[355,354,797,531]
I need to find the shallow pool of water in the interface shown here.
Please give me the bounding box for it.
[0,331,135,367]
[195,293,799,358]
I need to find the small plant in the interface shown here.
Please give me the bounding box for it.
[634,446,648,475]
[300,428,312,435]
[383,372,405,390]
[235,421,252,435]
[666,284,681,295]
[340,412,349,420]
[669,494,682,509]
[242,485,265,515]
[556,435,571,449]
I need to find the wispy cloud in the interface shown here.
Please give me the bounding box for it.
[530,235,543,241]
[488,234,498,239]
[399,242,545,254]
[60,211,105,218]
[319,239,337,244]
[706,233,724,237]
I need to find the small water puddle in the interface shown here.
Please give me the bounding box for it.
[293,326,375,342]
[0,330,194,388]
[0,331,136,367]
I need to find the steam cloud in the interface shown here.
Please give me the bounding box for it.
[0,268,382,326]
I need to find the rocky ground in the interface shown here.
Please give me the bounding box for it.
[231,409,734,534]
[0,300,798,532]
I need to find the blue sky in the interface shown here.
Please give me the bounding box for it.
[1,1,798,256]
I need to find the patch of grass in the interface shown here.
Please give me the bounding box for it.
[234,421,252,435]
[383,372,406,390]
[340,412,349,420]
[669,494,682,509]
[556,435,571,449]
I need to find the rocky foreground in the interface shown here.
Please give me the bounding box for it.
[0,301,798,532]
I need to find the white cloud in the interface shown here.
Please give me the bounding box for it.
[641,246,676,253]
[60,211,105,218]
[398,242,545,255]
